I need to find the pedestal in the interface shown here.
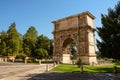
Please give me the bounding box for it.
[62,54,71,64]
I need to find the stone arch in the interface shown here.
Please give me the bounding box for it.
[62,38,75,47]
[52,11,97,64]
[62,38,78,63]
[62,37,78,54]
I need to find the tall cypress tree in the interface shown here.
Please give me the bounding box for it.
[97,1,120,60]
[6,22,22,56]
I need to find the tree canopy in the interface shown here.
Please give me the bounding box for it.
[0,31,7,56]
[97,1,120,60]
[6,23,22,56]
[31,35,50,59]
[23,26,38,56]
[0,23,53,59]
[23,26,38,40]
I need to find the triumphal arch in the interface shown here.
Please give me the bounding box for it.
[52,11,97,65]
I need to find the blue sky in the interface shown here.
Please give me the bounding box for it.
[0,0,119,39]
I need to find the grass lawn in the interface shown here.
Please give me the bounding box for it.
[51,64,120,73]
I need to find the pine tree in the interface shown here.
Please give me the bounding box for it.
[97,1,120,60]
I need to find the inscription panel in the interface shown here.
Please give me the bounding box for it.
[59,17,78,30]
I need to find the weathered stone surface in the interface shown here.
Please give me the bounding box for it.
[52,11,97,64]
[62,54,71,64]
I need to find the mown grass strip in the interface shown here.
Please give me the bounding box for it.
[51,64,120,73]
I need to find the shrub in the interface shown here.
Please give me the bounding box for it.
[76,58,83,67]
[41,60,53,63]
[15,54,27,60]
[27,58,38,63]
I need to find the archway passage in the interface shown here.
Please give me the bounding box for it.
[52,11,97,65]
[62,38,77,63]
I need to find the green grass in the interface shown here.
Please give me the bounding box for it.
[51,64,120,73]
[83,65,119,72]
[51,64,79,72]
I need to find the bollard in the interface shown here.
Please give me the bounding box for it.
[54,62,56,67]
[25,59,27,64]
[5,58,7,62]
[80,65,83,73]
[39,60,41,65]
[46,64,49,72]
[114,66,117,74]
[12,58,15,62]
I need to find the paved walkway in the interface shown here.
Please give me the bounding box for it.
[0,62,120,80]
[0,62,54,80]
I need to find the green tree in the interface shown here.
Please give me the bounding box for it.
[0,31,7,56]
[0,41,6,56]
[23,26,38,56]
[97,1,120,60]
[6,22,22,56]
[36,35,50,50]
[49,39,54,56]
[23,26,38,40]
[32,35,50,58]
[33,48,48,59]
[0,31,7,41]
[23,37,35,56]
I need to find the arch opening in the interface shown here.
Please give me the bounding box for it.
[62,38,77,63]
